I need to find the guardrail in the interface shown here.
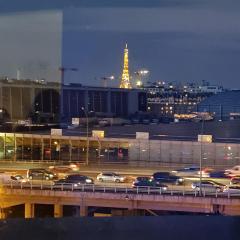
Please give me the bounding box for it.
[2,181,240,199]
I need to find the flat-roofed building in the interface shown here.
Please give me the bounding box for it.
[0,79,147,123]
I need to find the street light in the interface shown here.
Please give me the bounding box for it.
[199,119,204,196]
[134,69,149,88]
[101,75,115,87]
[81,107,89,166]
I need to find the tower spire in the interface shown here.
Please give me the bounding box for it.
[120,42,132,89]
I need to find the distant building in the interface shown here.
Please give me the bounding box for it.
[0,79,146,123]
[197,90,240,120]
[145,81,223,118]
[199,85,223,94]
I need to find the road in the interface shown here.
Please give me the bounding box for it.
[0,169,233,194]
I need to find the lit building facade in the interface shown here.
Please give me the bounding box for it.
[145,81,223,118]
[0,132,239,168]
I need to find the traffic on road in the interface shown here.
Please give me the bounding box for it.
[1,164,240,197]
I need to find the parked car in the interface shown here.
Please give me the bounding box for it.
[225,165,240,177]
[142,119,150,125]
[151,118,159,124]
[96,172,126,183]
[191,180,225,192]
[27,168,57,180]
[223,186,240,194]
[132,176,168,190]
[131,118,140,124]
[230,177,240,185]
[152,172,184,185]
[54,174,94,187]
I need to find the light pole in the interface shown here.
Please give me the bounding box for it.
[81,107,89,166]
[199,119,204,195]
[101,75,115,88]
[134,70,149,88]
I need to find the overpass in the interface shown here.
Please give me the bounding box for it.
[1,183,240,218]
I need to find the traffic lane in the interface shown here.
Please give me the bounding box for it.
[0,162,230,176]
[5,179,195,194]
[5,181,236,197]
[1,169,233,189]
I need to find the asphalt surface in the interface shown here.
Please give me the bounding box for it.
[0,163,233,194]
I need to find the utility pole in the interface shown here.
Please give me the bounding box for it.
[81,107,89,166]
[199,119,204,196]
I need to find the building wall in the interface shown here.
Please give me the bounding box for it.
[0,132,239,168]
[0,81,146,123]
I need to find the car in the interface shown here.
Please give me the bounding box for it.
[131,118,140,124]
[142,119,150,125]
[191,180,225,192]
[209,170,229,178]
[151,118,159,124]
[48,164,79,174]
[230,177,240,185]
[27,168,57,180]
[172,167,214,178]
[10,175,28,183]
[96,172,126,183]
[152,172,184,185]
[171,166,200,177]
[225,165,240,177]
[223,186,240,194]
[54,174,94,186]
[132,176,168,190]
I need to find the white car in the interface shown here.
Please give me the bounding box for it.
[223,186,240,194]
[96,172,126,183]
[225,165,240,177]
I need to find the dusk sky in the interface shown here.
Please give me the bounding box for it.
[0,0,240,88]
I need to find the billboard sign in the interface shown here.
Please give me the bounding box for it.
[51,128,62,136]
[136,132,149,140]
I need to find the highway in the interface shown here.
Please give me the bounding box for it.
[0,170,234,196]
[0,161,237,198]
[2,178,240,199]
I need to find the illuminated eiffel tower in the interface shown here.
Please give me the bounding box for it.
[120,42,132,89]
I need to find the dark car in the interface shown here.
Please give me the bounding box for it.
[152,172,184,185]
[27,168,57,180]
[54,174,94,186]
[230,177,240,185]
[132,176,168,190]
[171,166,200,177]
[209,170,229,178]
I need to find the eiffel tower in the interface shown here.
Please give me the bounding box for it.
[120,42,132,89]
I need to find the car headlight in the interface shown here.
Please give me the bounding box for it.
[179,178,183,182]
[86,179,92,183]
[163,187,167,191]
[49,174,54,177]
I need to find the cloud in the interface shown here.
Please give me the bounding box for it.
[63,7,240,37]
[1,0,240,15]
